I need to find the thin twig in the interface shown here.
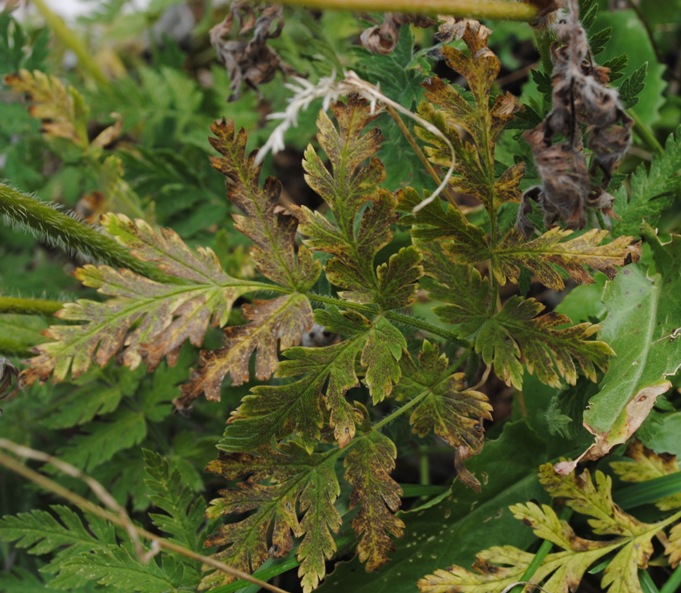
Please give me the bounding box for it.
[0,440,292,593]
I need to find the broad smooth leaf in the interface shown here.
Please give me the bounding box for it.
[555,235,681,474]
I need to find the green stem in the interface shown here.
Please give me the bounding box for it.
[0,183,165,281]
[276,0,539,21]
[0,296,63,315]
[630,109,664,155]
[30,0,110,89]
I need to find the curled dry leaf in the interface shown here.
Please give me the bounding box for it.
[210,1,298,101]
[360,13,435,55]
[518,0,632,234]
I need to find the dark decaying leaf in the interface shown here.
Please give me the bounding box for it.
[210,1,299,100]
[360,13,435,55]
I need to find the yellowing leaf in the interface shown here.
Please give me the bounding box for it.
[202,443,341,593]
[610,441,681,511]
[25,215,256,384]
[344,431,405,572]
[474,297,612,390]
[209,118,320,291]
[490,228,639,291]
[178,294,314,403]
[5,69,89,147]
[420,462,681,593]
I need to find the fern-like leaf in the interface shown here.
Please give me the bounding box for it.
[202,443,341,593]
[490,228,638,291]
[216,308,405,450]
[394,341,493,487]
[419,462,681,593]
[294,97,421,308]
[24,214,256,385]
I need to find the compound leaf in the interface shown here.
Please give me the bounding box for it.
[491,228,638,291]
[23,214,256,385]
[209,118,320,291]
[202,443,341,593]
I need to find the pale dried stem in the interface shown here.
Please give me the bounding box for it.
[0,439,291,593]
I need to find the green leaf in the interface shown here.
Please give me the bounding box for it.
[595,10,667,124]
[394,341,493,487]
[555,239,681,473]
[613,127,681,237]
[619,63,648,109]
[344,431,405,572]
[55,408,147,472]
[202,443,341,593]
[51,548,186,593]
[143,449,206,553]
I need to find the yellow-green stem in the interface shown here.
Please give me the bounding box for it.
[0,296,63,315]
[277,0,539,21]
[31,0,110,89]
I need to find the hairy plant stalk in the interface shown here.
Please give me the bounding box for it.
[275,0,540,21]
[0,296,63,315]
[0,440,292,593]
[30,0,110,88]
[0,183,165,281]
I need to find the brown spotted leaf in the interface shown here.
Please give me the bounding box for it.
[216,309,405,451]
[178,294,314,403]
[202,443,341,593]
[490,228,639,291]
[416,22,521,207]
[25,215,256,384]
[344,430,405,572]
[209,118,320,291]
[433,295,612,390]
[294,98,417,307]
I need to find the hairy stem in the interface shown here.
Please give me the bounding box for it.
[0,441,292,593]
[30,0,110,88]
[630,109,664,155]
[0,183,166,281]
[0,296,63,315]
[275,0,540,21]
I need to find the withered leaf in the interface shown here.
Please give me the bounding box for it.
[209,118,320,291]
[178,294,314,404]
[25,215,255,384]
[210,1,298,101]
[344,431,405,572]
[360,13,436,55]
[490,228,639,291]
